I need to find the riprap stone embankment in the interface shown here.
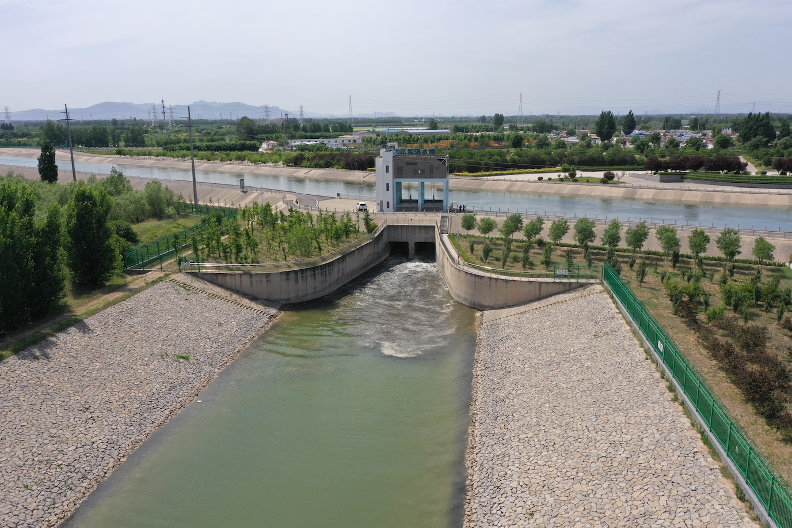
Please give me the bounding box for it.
[465,285,757,527]
[0,275,278,528]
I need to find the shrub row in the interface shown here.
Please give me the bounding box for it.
[645,156,747,173]
[684,172,792,184]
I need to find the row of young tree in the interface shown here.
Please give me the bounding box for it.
[459,213,776,270]
[187,203,371,265]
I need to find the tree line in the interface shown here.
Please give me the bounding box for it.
[0,167,186,335]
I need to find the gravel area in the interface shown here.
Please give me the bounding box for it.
[0,276,278,528]
[465,285,758,527]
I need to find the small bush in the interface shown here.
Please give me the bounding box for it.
[706,305,726,323]
[482,242,493,262]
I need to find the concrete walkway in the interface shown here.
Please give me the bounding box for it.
[466,285,757,527]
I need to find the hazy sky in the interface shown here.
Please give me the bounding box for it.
[4,0,792,116]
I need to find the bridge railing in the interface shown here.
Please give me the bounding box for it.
[602,262,792,528]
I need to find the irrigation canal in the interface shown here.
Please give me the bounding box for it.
[61,255,477,528]
[2,154,791,231]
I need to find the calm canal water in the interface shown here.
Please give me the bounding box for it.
[61,255,477,528]
[2,155,790,231]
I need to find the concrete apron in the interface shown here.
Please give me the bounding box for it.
[188,223,593,310]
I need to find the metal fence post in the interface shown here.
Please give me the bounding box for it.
[769,476,775,512]
[745,446,752,478]
[726,422,732,453]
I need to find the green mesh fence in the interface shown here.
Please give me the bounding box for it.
[123,206,237,269]
[603,263,792,528]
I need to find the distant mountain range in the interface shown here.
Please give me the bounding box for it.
[8,101,400,121]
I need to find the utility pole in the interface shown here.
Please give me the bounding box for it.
[161,99,167,131]
[61,104,77,182]
[181,107,199,212]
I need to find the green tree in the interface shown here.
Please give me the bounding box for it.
[548,218,570,243]
[664,137,679,150]
[482,241,493,262]
[713,133,733,149]
[523,216,544,241]
[37,140,59,183]
[0,183,65,332]
[64,185,116,286]
[427,118,438,130]
[622,110,636,135]
[461,213,477,233]
[635,260,648,284]
[601,220,622,249]
[594,111,617,142]
[493,113,505,128]
[685,136,704,151]
[752,236,775,268]
[499,213,523,239]
[655,225,680,260]
[573,217,597,248]
[716,228,741,261]
[648,131,662,146]
[687,228,710,258]
[123,126,146,147]
[508,132,523,149]
[625,221,649,253]
[738,112,776,145]
[477,217,497,235]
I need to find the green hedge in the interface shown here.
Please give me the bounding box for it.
[683,173,792,184]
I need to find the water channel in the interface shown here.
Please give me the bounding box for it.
[61,255,477,528]
[2,154,791,231]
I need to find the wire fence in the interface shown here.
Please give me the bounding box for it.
[123,206,237,270]
[602,263,792,528]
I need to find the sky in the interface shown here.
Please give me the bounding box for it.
[3,0,792,117]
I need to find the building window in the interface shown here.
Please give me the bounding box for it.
[386,165,389,174]
[386,183,389,191]
[387,201,390,208]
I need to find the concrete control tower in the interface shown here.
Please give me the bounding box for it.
[375,143,449,213]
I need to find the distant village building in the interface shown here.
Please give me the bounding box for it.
[259,140,279,152]
[375,143,449,213]
[287,135,362,148]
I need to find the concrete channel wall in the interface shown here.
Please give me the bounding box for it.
[433,227,589,310]
[191,222,591,308]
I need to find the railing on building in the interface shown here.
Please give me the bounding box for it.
[602,263,791,528]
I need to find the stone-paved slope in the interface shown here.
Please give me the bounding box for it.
[0,278,277,528]
[465,285,758,527]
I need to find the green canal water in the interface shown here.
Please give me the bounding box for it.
[62,255,477,528]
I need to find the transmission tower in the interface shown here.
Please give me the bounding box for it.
[299,105,304,125]
[715,90,721,114]
[518,93,523,124]
[150,104,157,127]
[264,105,270,123]
[167,105,174,129]
[348,95,353,126]
[752,101,756,113]
[2,106,10,123]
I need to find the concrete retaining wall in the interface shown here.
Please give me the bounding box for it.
[191,222,592,309]
[434,228,588,310]
[191,227,392,304]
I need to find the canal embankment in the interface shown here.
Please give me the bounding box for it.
[465,285,758,527]
[0,275,277,528]
[4,147,791,209]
